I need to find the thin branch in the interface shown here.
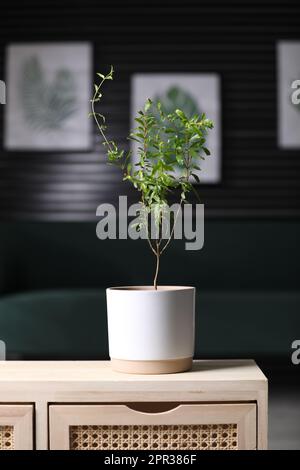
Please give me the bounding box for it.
[91,79,113,152]
[141,197,157,256]
[146,236,157,256]
[153,242,160,290]
[160,202,183,255]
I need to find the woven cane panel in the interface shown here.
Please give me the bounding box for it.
[0,426,14,450]
[70,424,238,450]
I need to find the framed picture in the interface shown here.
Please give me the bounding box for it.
[5,42,92,150]
[131,74,221,183]
[278,41,300,148]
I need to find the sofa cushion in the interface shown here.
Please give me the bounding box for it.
[0,289,298,360]
[0,289,108,359]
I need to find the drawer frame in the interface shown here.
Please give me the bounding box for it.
[49,403,256,450]
[0,404,33,450]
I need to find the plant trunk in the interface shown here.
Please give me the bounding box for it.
[153,246,160,290]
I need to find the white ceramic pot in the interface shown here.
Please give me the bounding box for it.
[106,286,195,374]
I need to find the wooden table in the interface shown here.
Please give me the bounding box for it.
[0,360,268,450]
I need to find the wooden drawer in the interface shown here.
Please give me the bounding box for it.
[49,403,256,450]
[0,405,33,450]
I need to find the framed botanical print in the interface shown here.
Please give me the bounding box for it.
[5,42,92,150]
[131,73,222,183]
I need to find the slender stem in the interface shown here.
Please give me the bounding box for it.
[153,242,160,290]
[160,202,182,255]
[141,197,157,256]
[146,236,157,256]
[91,79,113,152]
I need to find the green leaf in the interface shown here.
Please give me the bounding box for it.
[175,155,183,165]
[144,98,153,112]
[175,109,187,122]
[129,136,141,143]
[192,173,200,183]
[189,134,200,143]
[134,117,144,125]
[203,147,211,155]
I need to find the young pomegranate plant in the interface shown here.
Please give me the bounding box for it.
[91,67,213,289]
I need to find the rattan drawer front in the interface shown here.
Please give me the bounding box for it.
[49,403,256,450]
[70,423,238,450]
[0,426,14,450]
[0,405,33,450]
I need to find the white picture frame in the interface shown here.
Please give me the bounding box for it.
[131,73,221,183]
[5,42,92,151]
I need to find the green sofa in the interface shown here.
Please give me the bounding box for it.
[0,221,299,360]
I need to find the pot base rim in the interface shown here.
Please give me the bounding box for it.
[110,357,192,375]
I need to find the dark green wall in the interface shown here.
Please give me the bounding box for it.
[0,220,299,293]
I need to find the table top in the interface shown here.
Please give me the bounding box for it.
[0,359,267,386]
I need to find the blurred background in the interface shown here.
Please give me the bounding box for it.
[0,0,299,449]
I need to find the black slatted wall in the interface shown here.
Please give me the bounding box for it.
[0,0,300,220]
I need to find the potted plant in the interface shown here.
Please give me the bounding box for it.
[91,67,213,374]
